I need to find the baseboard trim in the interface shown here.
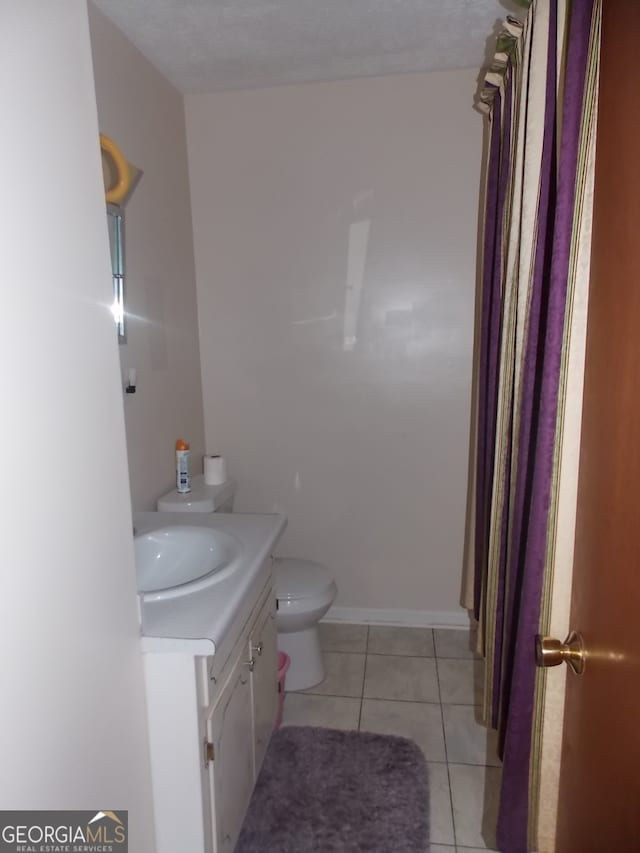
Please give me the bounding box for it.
[323,606,470,629]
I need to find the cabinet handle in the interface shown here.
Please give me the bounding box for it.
[251,641,264,656]
[243,658,255,672]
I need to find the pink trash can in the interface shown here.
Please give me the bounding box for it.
[274,651,291,730]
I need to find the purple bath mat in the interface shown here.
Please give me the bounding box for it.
[236,725,429,853]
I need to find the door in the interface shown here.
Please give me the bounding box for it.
[208,662,254,852]
[250,595,278,775]
[554,2,640,849]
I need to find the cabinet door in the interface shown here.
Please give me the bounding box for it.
[250,597,278,775]
[208,662,254,852]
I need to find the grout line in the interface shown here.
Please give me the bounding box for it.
[320,648,368,655]
[357,626,368,729]
[357,650,436,658]
[350,693,442,705]
[357,664,366,730]
[349,696,444,708]
[434,651,459,849]
[296,689,362,699]
[357,630,368,730]
[296,691,466,706]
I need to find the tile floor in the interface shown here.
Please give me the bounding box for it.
[281,623,501,852]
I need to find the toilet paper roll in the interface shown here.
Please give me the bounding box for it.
[204,455,227,485]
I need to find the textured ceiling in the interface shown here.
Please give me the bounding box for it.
[92,0,520,94]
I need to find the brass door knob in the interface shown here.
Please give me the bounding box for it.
[535,631,585,675]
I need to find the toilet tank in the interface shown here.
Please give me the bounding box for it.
[157,475,236,513]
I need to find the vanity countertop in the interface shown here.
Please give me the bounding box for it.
[133,511,287,655]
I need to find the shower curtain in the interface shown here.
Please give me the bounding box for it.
[467,1,602,850]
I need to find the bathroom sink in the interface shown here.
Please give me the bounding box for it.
[135,524,242,602]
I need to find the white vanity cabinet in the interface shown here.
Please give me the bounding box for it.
[143,566,278,853]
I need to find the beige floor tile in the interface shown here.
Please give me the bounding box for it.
[302,651,365,697]
[364,654,440,703]
[281,693,360,730]
[427,762,455,846]
[437,659,484,705]
[284,623,500,853]
[360,698,446,762]
[434,626,479,659]
[449,763,501,849]
[442,704,501,766]
[319,622,368,653]
[368,625,435,657]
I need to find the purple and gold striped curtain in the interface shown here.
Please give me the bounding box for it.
[468,1,602,850]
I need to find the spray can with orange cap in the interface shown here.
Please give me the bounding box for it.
[175,439,191,494]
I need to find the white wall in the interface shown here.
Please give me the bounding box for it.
[186,71,482,619]
[0,3,155,847]
[89,4,205,511]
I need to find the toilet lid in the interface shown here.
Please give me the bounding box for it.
[274,558,335,601]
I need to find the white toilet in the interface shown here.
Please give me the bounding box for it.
[157,475,337,691]
[273,557,337,691]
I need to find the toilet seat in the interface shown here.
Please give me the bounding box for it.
[274,558,335,601]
